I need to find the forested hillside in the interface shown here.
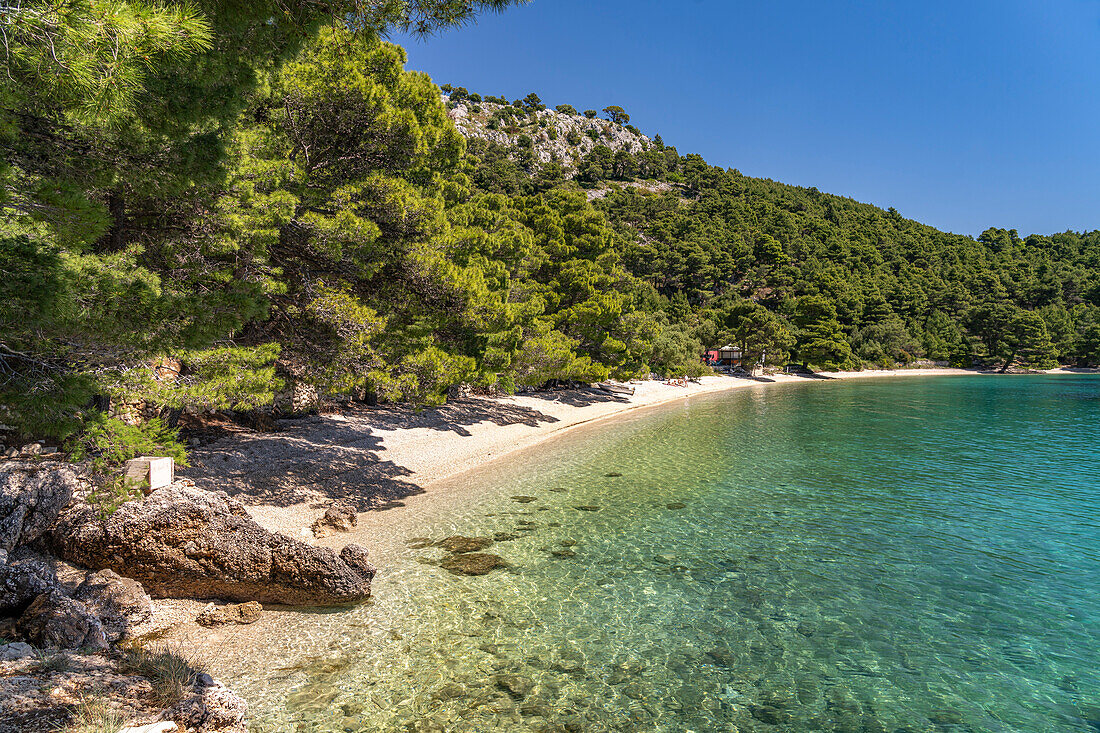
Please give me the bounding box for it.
[3,2,1098,461]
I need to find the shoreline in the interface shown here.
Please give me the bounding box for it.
[183,366,1089,538]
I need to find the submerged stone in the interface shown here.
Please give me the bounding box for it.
[440,553,506,576]
[797,620,817,637]
[493,532,520,542]
[559,539,577,547]
[550,549,576,558]
[512,496,538,503]
[605,472,623,477]
[750,704,792,725]
[405,537,434,549]
[549,487,568,493]
[437,536,493,553]
[666,502,687,510]
[573,505,600,512]
[495,674,535,699]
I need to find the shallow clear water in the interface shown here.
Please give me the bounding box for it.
[208,376,1100,732]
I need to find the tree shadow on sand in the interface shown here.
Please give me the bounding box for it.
[523,387,630,408]
[181,397,564,510]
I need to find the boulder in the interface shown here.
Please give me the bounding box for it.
[0,641,35,661]
[0,462,79,553]
[73,569,153,641]
[196,601,262,627]
[49,485,376,606]
[16,589,108,650]
[310,501,357,537]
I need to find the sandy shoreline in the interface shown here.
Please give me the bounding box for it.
[181,366,1032,537]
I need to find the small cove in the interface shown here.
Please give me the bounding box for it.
[189,375,1100,732]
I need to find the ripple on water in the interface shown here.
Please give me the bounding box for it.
[202,376,1099,732]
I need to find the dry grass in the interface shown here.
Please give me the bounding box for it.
[35,651,73,674]
[119,643,206,707]
[57,696,130,733]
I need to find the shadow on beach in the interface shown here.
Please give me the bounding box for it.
[524,387,630,408]
[181,397,563,511]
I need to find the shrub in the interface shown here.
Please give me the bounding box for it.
[70,415,188,473]
[566,130,582,145]
[584,109,598,119]
[555,104,578,115]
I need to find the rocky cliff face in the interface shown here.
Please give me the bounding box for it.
[446,96,651,173]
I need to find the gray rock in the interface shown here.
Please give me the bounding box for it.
[72,569,152,641]
[0,641,35,660]
[49,485,375,606]
[0,462,79,553]
[0,552,58,615]
[17,589,107,650]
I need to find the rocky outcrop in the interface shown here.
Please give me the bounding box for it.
[50,485,376,605]
[0,461,79,553]
[446,96,650,173]
[0,552,57,615]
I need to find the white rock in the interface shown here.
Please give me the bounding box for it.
[117,722,179,733]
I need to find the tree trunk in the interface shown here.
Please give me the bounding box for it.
[96,189,126,252]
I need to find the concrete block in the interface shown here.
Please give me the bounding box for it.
[123,456,175,492]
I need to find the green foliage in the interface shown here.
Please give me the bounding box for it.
[556,104,578,115]
[603,105,630,125]
[70,415,188,472]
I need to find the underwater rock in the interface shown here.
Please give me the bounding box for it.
[549,488,568,493]
[750,704,792,725]
[559,539,577,547]
[405,538,434,549]
[433,682,467,701]
[550,549,576,558]
[511,496,538,503]
[493,532,519,542]
[495,674,534,698]
[796,620,817,637]
[573,505,600,512]
[605,472,623,477]
[440,553,506,576]
[666,502,687,510]
[437,536,494,553]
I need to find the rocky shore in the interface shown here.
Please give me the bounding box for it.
[0,460,376,732]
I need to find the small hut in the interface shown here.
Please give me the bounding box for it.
[705,345,743,370]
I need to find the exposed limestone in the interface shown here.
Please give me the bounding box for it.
[50,484,376,606]
[445,96,650,174]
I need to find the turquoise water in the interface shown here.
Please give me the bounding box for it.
[214,376,1099,732]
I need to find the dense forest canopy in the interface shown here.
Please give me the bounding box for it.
[2,2,1098,461]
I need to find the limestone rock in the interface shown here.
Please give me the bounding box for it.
[310,501,358,537]
[119,723,179,733]
[196,601,263,627]
[49,485,376,606]
[16,589,108,650]
[170,678,248,733]
[73,569,153,641]
[0,461,79,553]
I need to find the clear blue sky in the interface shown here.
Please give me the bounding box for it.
[397,0,1100,237]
